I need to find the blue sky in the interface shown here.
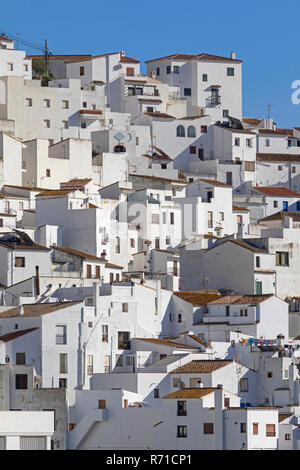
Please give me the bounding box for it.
[1,0,300,127]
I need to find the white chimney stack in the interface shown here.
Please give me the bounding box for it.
[19,305,24,316]
[230,51,236,60]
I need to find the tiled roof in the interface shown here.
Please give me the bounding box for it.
[138,98,162,103]
[145,53,242,64]
[4,185,48,191]
[144,112,175,119]
[79,109,102,115]
[36,189,75,197]
[170,360,233,374]
[0,327,39,343]
[254,186,300,197]
[232,205,249,212]
[0,36,13,42]
[65,52,120,64]
[129,174,186,184]
[209,294,273,305]
[52,245,106,262]
[0,213,16,217]
[228,238,268,253]
[259,211,300,223]
[198,178,231,187]
[105,262,123,269]
[220,127,256,135]
[242,118,261,125]
[257,153,300,162]
[173,291,221,306]
[60,178,92,188]
[163,387,216,399]
[120,56,140,64]
[134,337,199,350]
[179,115,209,120]
[278,413,293,423]
[0,301,82,318]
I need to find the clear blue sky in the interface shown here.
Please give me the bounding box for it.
[1,0,300,127]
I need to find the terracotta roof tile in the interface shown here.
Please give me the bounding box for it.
[134,337,199,350]
[173,291,221,306]
[145,53,242,64]
[163,387,216,399]
[254,186,300,197]
[232,205,249,212]
[209,294,273,305]
[0,327,39,343]
[60,178,92,188]
[170,360,233,374]
[52,245,106,262]
[257,153,300,162]
[259,211,300,223]
[0,301,81,318]
[198,178,231,187]
[242,118,261,125]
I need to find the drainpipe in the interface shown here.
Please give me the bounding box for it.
[35,266,40,296]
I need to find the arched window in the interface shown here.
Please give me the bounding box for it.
[176,125,185,137]
[187,125,196,138]
[114,144,126,153]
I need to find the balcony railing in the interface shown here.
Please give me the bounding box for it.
[207,95,221,106]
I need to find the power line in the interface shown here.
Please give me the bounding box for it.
[0,25,54,54]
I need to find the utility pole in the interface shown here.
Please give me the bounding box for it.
[44,39,49,75]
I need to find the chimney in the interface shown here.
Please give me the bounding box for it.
[18,305,24,316]
[151,70,156,79]
[230,51,236,60]
[214,384,224,450]
[121,50,125,57]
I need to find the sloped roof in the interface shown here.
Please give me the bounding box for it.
[134,337,199,350]
[0,301,81,318]
[163,387,216,399]
[232,205,249,212]
[52,245,106,262]
[60,178,92,188]
[242,118,262,125]
[257,153,300,162]
[254,186,300,197]
[259,211,300,223]
[0,327,39,343]
[173,291,221,306]
[145,52,242,64]
[170,360,233,374]
[198,178,231,187]
[208,294,274,305]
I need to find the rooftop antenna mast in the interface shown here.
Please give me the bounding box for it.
[267,104,272,119]
[44,39,49,75]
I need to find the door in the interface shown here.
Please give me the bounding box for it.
[20,436,47,450]
[256,281,262,295]
[282,201,288,211]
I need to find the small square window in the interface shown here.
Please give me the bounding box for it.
[227,67,235,76]
[80,66,84,76]
[189,146,196,154]
[202,74,208,82]
[184,88,191,97]
[240,422,246,433]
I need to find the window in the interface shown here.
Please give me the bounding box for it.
[266,424,276,437]
[115,237,120,254]
[276,251,289,266]
[15,374,28,390]
[56,325,67,345]
[116,354,123,367]
[24,64,28,72]
[219,212,224,221]
[292,166,296,173]
[59,378,67,388]
[156,67,160,76]
[224,397,230,408]
[189,146,196,154]
[177,425,187,438]
[16,353,25,365]
[0,219,3,228]
[87,355,93,375]
[44,99,50,108]
[155,237,160,249]
[95,265,101,278]
[282,201,288,211]
[152,213,160,224]
[80,66,84,76]
[62,120,69,129]
[114,144,126,153]
[184,88,191,96]
[285,433,291,440]
[15,257,25,267]
[7,62,13,71]
[207,211,213,228]
[122,303,128,313]
[226,306,230,316]
[274,201,278,208]
[203,423,214,434]
[177,401,187,416]
[170,212,175,225]
[88,322,93,328]
[187,125,196,137]
[147,107,154,113]
[240,309,248,317]
[201,125,207,133]
[19,202,23,211]
[256,281,262,295]
[98,400,106,409]
[176,125,185,137]
[223,109,229,118]
[266,139,270,147]
[62,100,69,109]
[166,65,171,74]
[102,325,108,342]
[297,201,300,211]
[266,371,273,378]
[227,67,234,76]
[240,423,246,433]
[126,355,134,366]
[161,163,167,169]
[178,313,182,323]
[135,137,139,146]
[86,264,92,278]
[26,98,32,107]
[173,378,181,387]
[44,119,50,128]
[154,388,160,398]
[226,172,232,185]
[173,65,180,74]
[198,148,204,160]
[245,161,255,172]
[202,74,208,82]
[235,138,240,146]
[240,378,248,392]
[46,169,51,177]
[246,139,252,148]
[253,423,259,435]
[59,353,68,374]
[126,67,134,76]
[118,331,130,350]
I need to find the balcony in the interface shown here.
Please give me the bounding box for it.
[207,95,221,106]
